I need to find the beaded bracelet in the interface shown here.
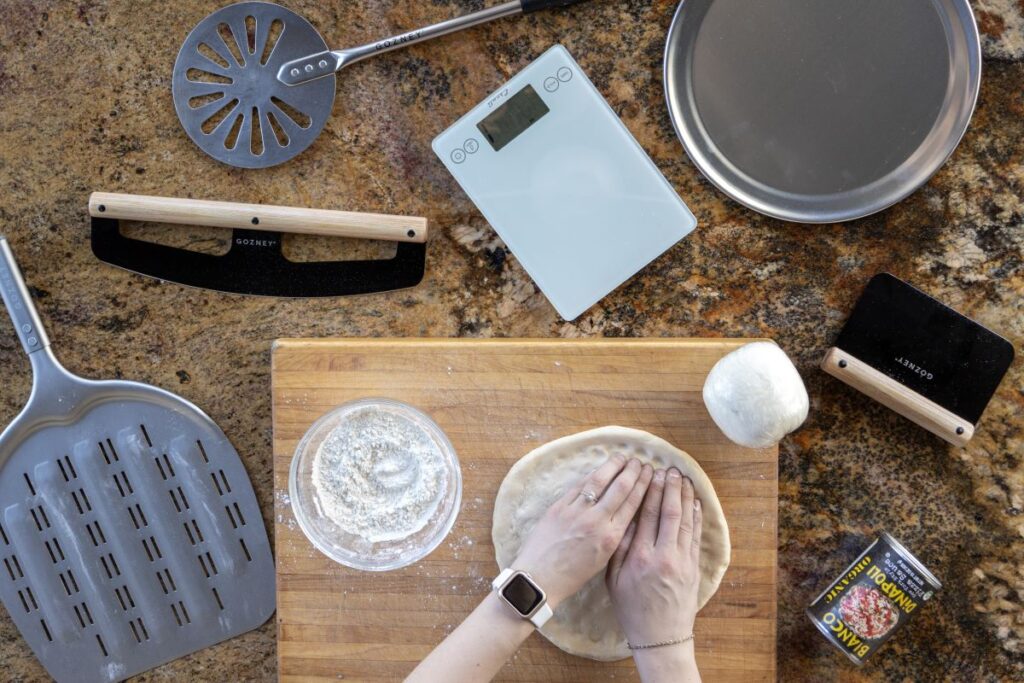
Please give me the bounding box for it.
[627,633,695,650]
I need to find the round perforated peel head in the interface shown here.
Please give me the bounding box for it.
[172,2,335,168]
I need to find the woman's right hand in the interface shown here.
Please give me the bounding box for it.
[606,468,703,648]
[512,454,653,607]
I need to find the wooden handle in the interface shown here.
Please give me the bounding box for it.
[88,193,427,244]
[821,347,973,447]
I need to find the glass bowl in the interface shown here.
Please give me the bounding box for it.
[289,398,462,571]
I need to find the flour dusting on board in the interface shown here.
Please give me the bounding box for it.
[312,407,448,543]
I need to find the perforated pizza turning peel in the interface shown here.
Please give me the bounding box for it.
[172,0,598,168]
[172,2,336,168]
[0,238,275,683]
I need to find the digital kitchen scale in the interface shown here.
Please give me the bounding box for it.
[434,45,697,320]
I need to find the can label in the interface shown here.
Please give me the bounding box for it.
[807,533,940,665]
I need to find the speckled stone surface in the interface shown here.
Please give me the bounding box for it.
[0,1,1021,681]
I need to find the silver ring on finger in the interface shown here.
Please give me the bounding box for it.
[579,490,599,505]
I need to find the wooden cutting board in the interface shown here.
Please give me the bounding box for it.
[272,339,777,682]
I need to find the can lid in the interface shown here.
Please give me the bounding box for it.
[881,532,942,589]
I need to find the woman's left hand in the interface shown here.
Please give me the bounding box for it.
[511,455,654,607]
[606,468,702,648]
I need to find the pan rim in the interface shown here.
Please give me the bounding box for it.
[662,0,982,224]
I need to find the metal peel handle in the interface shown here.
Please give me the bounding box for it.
[0,237,50,356]
[278,0,593,86]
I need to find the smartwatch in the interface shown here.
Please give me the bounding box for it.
[492,568,554,628]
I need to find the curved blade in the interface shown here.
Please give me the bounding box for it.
[172,2,335,168]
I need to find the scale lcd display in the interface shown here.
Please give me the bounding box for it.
[477,85,550,152]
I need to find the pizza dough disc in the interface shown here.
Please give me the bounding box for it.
[492,427,731,661]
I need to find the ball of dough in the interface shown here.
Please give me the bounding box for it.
[702,342,808,449]
[492,427,730,661]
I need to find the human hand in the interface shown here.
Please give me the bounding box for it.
[606,468,702,646]
[512,455,654,607]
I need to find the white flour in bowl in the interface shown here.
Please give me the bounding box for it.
[312,406,447,543]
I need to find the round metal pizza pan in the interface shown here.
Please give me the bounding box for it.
[664,0,981,223]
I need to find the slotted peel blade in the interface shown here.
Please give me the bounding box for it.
[0,397,276,683]
[0,238,275,682]
[172,1,335,168]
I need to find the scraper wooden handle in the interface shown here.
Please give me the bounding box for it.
[88,193,428,243]
[821,347,973,447]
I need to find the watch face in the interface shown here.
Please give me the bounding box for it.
[501,573,544,616]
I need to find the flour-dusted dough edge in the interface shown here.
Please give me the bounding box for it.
[492,427,731,661]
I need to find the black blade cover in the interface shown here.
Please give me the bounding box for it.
[91,218,426,298]
[834,273,1014,425]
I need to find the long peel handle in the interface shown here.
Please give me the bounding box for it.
[0,237,50,355]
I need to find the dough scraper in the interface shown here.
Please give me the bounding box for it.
[172,0,594,168]
[822,273,1014,446]
[0,237,275,682]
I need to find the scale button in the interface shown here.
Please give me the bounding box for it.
[464,139,479,154]
[556,66,573,83]
[451,148,467,164]
[543,77,559,93]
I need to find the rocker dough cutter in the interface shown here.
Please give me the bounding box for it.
[89,192,428,297]
[172,0,594,168]
[0,237,275,682]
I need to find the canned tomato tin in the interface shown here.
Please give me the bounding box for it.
[807,532,941,665]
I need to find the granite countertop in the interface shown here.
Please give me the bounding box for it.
[0,0,1021,681]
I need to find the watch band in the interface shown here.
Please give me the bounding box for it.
[492,568,553,628]
[530,602,553,629]
[492,567,516,592]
